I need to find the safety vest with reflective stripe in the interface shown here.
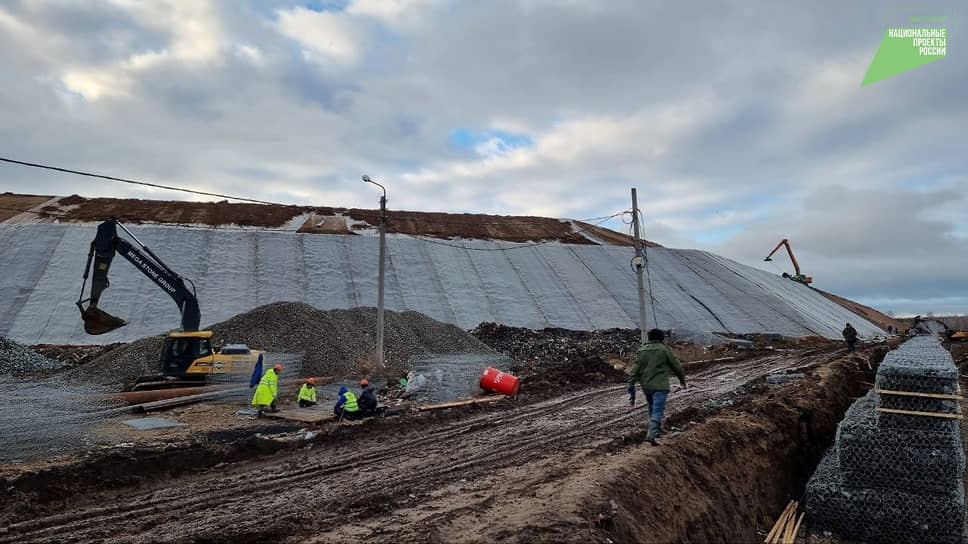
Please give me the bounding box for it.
[251,369,278,406]
[341,391,359,412]
[297,384,316,403]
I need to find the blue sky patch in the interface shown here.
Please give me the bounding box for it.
[450,128,533,155]
[691,225,745,244]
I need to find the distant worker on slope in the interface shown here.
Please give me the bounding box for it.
[628,329,686,446]
[358,379,379,416]
[252,363,282,417]
[334,385,361,420]
[297,377,317,408]
[842,322,858,353]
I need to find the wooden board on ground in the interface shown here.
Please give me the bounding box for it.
[263,408,335,423]
[418,395,505,411]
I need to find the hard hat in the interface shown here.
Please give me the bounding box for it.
[360,379,369,387]
[273,364,282,372]
[306,377,316,385]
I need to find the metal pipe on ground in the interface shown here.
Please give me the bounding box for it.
[100,377,334,405]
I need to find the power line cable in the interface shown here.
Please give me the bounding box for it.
[0,156,283,206]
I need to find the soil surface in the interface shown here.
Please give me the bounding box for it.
[1,192,651,246]
[0,194,52,222]
[0,343,879,543]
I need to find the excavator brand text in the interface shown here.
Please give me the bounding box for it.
[125,249,178,294]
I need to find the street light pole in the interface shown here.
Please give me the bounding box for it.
[362,175,387,376]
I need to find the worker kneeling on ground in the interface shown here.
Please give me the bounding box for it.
[298,377,317,407]
[358,379,381,416]
[628,329,686,446]
[334,385,361,420]
[252,363,282,417]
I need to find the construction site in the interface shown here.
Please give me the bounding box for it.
[1,191,964,543]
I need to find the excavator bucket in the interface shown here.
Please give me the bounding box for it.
[80,306,127,335]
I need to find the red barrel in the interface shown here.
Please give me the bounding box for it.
[480,367,520,396]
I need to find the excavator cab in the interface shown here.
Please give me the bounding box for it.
[161,331,214,376]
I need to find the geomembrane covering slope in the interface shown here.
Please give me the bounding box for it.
[0,223,883,344]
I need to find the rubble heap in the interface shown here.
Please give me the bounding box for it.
[72,303,496,388]
[0,337,63,374]
[806,335,966,543]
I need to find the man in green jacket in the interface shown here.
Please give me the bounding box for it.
[628,329,686,445]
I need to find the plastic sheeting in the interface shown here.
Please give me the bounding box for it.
[0,223,883,344]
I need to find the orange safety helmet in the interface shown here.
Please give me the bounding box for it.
[306,377,316,385]
[360,379,369,387]
[273,364,282,372]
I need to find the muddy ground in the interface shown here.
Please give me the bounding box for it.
[0,343,885,543]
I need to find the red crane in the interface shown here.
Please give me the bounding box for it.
[764,239,813,284]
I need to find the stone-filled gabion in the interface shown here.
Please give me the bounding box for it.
[806,335,966,543]
[807,449,965,544]
[838,392,964,496]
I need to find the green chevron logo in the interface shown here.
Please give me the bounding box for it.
[862,17,948,86]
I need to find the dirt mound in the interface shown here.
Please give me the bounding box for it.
[472,322,641,364]
[515,355,627,400]
[70,303,496,387]
[30,344,124,367]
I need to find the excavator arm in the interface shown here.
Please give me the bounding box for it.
[764,239,801,276]
[77,220,200,335]
[764,238,812,284]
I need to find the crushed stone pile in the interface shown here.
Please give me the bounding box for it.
[70,302,497,388]
[0,337,63,374]
[471,322,641,365]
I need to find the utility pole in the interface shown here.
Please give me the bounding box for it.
[363,175,387,375]
[630,188,648,343]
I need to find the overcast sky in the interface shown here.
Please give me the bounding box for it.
[0,0,965,316]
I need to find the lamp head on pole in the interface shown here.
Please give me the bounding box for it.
[361,174,386,199]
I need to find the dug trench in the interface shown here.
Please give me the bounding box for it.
[585,350,885,544]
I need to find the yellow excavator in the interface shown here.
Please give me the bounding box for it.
[77,219,265,390]
[764,238,813,285]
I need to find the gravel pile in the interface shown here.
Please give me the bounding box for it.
[71,302,496,388]
[0,337,64,374]
[471,322,641,364]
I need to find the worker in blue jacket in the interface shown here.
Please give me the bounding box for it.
[334,385,361,420]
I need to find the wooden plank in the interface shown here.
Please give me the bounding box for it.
[876,389,964,400]
[784,512,805,544]
[418,396,505,411]
[764,500,795,543]
[876,407,963,419]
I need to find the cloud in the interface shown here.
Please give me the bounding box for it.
[274,6,361,66]
[0,0,964,315]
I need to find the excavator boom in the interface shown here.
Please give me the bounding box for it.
[763,238,812,284]
[77,220,201,335]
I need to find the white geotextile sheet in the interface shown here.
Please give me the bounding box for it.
[0,224,883,344]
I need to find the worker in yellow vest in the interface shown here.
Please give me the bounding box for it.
[251,363,282,417]
[297,377,318,407]
[333,385,360,419]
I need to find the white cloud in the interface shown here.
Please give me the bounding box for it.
[274,7,361,66]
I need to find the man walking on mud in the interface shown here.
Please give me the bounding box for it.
[628,329,686,445]
[842,322,858,353]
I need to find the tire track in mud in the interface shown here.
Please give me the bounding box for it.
[1,385,613,542]
[2,347,842,543]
